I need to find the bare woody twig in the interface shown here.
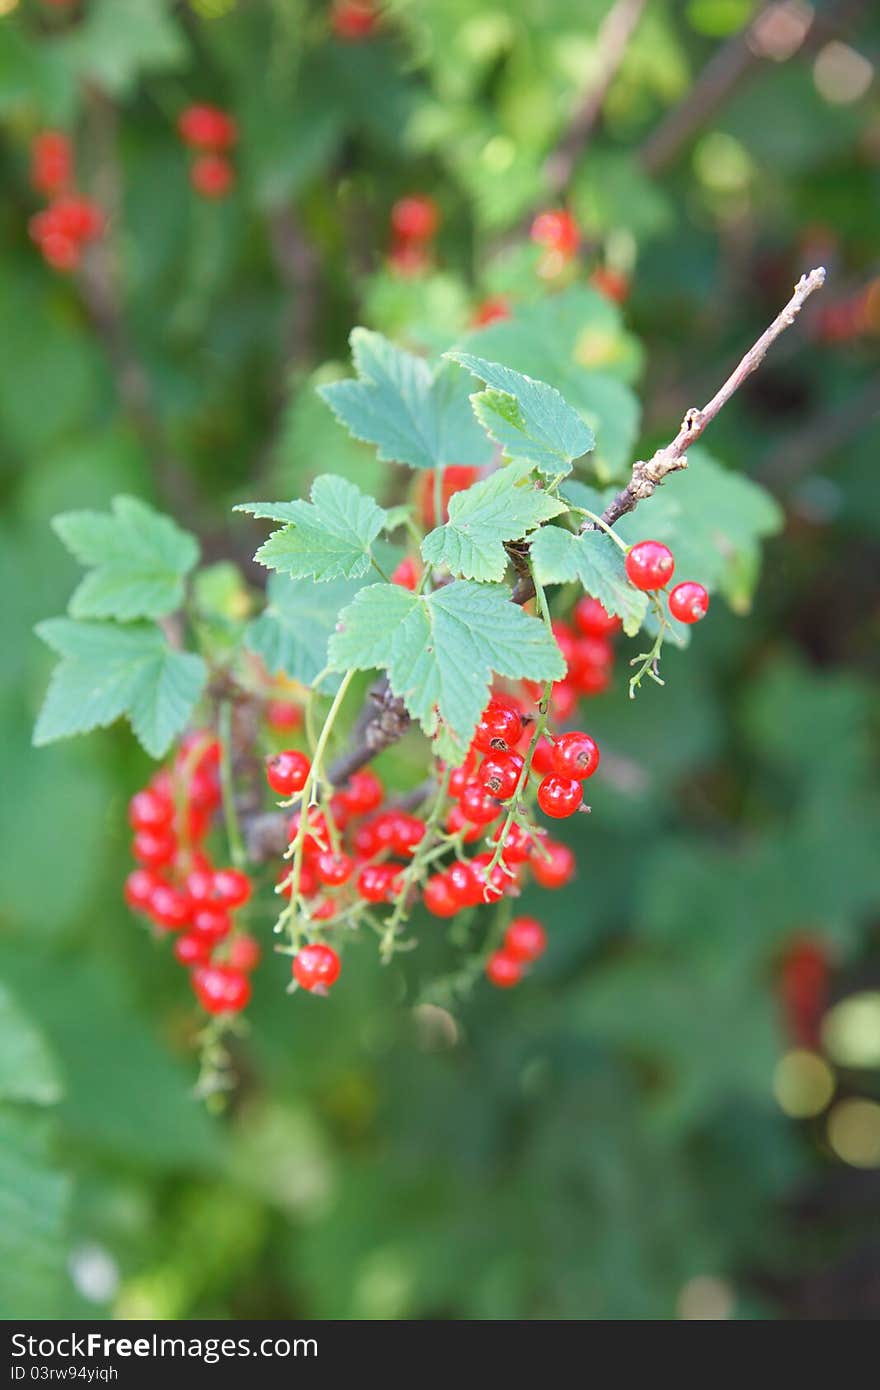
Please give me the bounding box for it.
[594,266,827,528]
[542,0,648,199]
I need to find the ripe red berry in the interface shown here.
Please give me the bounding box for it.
[471,852,509,903]
[417,465,480,527]
[357,863,399,903]
[668,581,710,624]
[551,731,600,781]
[445,804,484,843]
[537,774,583,819]
[491,821,533,864]
[124,868,162,913]
[31,130,72,196]
[624,540,675,591]
[331,0,377,40]
[174,932,212,968]
[390,195,439,243]
[478,751,524,799]
[390,814,426,857]
[228,934,261,973]
[148,883,191,931]
[266,749,311,797]
[341,769,384,814]
[192,964,251,1015]
[574,595,621,638]
[504,916,547,963]
[590,267,629,303]
[530,839,575,889]
[128,787,175,832]
[292,943,341,993]
[550,680,578,720]
[211,868,252,909]
[473,700,523,753]
[486,951,523,989]
[132,827,177,869]
[530,208,579,258]
[190,154,234,199]
[316,850,354,887]
[471,295,511,327]
[423,874,458,918]
[459,782,501,826]
[266,699,302,731]
[177,105,238,151]
[446,860,481,909]
[390,556,420,590]
[530,736,556,775]
[190,904,232,944]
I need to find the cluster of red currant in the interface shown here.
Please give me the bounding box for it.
[177,104,238,200]
[331,0,378,41]
[123,731,259,1017]
[388,194,440,277]
[528,207,629,301]
[28,131,104,272]
[624,539,710,622]
[486,916,547,990]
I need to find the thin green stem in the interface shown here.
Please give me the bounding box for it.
[371,554,393,583]
[569,506,629,553]
[278,668,356,945]
[379,763,453,962]
[218,701,246,868]
[628,594,668,697]
[433,465,444,530]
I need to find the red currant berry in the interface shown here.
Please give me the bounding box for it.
[311,898,337,922]
[316,850,354,887]
[471,295,511,327]
[445,805,484,843]
[471,852,509,903]
[211,868,252,909]
[530,840,575,889]
[174,932,212,967]
[574,595,621,638]
[504,916,547,963]
[331,0,377,41]
[530,736,556,776]
[572,665,611,697]
[550,680,578,721]
[292,943,341,993]
[132,827,177,869]
[473,700,523,753]
[530,208,579,258]
[491,822,533,864]
[459,782,501,826]
[446,860,481,909]
[341,769,384,814]
[228,934,261,973]
[177,104,238,151]
[486,951,523,989]
[124,868,162,913]
[266,749,310,797]
[537,775,583,819]
[446,752,477,797]
[190,154,234,199]
[185,866,216,903]
[551,731,600,781]
[30,130,72,197]
[390,195,439,243]
[423,874,459,918]
[190,904,231,944]
[148,883,191,931]
[357,863,399,903]
[266,699,302,732]
[624,540,675,591]
[192,964,251,1015]
[390,814,426,857]
[478,751,524,799]
[590,267,629,304]
[668,581,710,624]
[390,556,420,590]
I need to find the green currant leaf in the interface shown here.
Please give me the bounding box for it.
[236,475,388,582]
[328,580,565,761]
[530,525,649,636]
[33,619,207,759]
[318,328,494,472]
[52,495,199,623]
[421,461,567,582]
[458,286,642,481]
[0,1107,71,1318]
[245,573,369,693]
[445,350,594,478]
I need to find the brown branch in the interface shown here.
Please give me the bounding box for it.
[593,266,827,528]
[542,0,648,199]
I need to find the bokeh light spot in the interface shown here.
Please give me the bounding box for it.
[773,1048,835,1117]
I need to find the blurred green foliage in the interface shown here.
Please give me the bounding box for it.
[1,0,879,1321]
